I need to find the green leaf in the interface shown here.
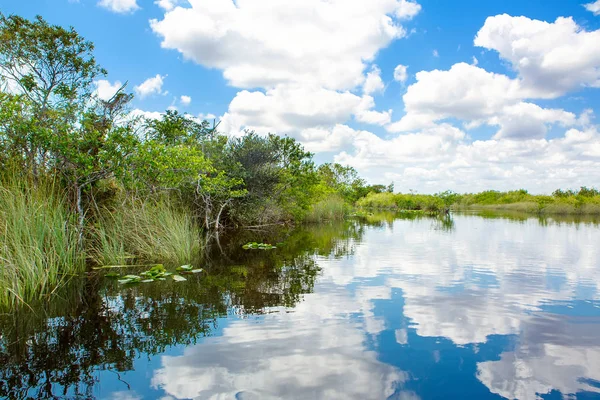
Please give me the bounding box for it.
[190,269,203,274]
[172,274,187,282]
[141,279,155,283]
[118,279,133,284]
[105,272,120,278]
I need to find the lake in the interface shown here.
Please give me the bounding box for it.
[1,212,600,400]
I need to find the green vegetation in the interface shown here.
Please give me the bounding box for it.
[92,198,201,266]
[242,242,277,250]
[356,191,452,213]
[0,14,384,306]
[0,175,83,307]
[456,188,600,215]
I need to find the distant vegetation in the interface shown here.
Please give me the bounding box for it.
[455,187,600,215]
[358,188,600,216]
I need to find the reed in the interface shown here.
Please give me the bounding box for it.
[0,176,82,307]
[93,198,201,266]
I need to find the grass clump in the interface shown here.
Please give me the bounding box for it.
[304,195,349,223]
[93,198,201,266]
[0,177,82,307]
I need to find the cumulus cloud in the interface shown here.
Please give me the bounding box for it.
[583,0,600,15]
[490,102,576,140]
[180,95,191,105]
[393,64,408,83]
[134,74,166,98]
[387,62,581,140]
[363,65,385,95]
[97,0,139,13]
[154,0,179,11]
[388,63,523,132]
[150,0,421,90]
[219,84,392,139]
[94,79,122,101]
[475,14,600,97]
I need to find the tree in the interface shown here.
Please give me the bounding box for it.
[0,14,105,112]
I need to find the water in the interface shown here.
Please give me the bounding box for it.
[1,213,600,400]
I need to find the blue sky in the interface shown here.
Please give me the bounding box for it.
[3,0,600,193]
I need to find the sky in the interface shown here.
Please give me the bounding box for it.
[3,0,600,193]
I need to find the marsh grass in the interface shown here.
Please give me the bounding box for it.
[0,177,82,308]
[305,195,348,222]
[93,198,201,266]
[356,192,446,212]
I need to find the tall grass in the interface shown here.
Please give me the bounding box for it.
[0,177,82,307]
[93,198,201,266]
[304,195,348,223]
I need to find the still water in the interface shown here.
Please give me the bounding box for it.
[1,213,600,400]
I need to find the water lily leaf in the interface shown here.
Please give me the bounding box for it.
[122,275,141,280]
[190,269,203,274]
[118,279,133,284]
[141,279,155,283]
[177,265,193,271]
[172,274,187,282]
[105,272,120,278]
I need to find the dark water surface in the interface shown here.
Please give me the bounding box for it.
[1,213,600,400]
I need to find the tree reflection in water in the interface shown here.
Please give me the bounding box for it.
[0,219,367,399]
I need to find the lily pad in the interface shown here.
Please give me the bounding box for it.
[172,274,187,282]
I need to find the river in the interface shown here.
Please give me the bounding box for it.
[1,212,599,399]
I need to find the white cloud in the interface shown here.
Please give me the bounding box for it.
[395,0,421,20]
[388,63,523,132]
[471,56,478,66]
[97,0,139,13]
[475,14,600,97]
[432,49,439,57]
[180,95,192,105]
[198,113,216,121]
[94,79,122,101]
[150,0,421,90]
[219,84,392,140]
[584,0,600,15]
[154,0,178,11]
[363,65,385,95]
[393,64,408,83]
[387,62,580,139]
[490,102,576,140]
[134,74,166,98]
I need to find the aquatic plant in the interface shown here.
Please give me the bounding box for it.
[242,242,277,250]
[107,264,203,284]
